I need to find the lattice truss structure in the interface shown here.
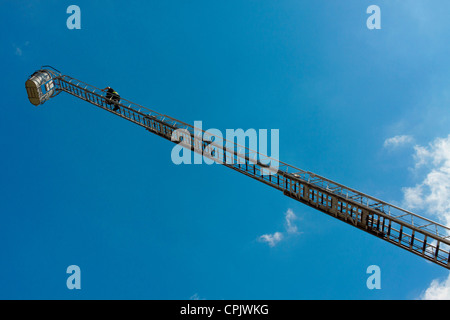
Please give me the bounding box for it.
[26,67,450,270]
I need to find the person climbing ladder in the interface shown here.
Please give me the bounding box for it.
[101,86,121,112]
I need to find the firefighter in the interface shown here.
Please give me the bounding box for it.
[102,87,121,111]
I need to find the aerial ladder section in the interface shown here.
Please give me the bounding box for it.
[25,67,450,270]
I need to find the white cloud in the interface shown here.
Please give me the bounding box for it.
[384,135,414,148]
[402,134,450,226]
[13,41,29,57]
[421,273,450,300]
[15,47,23,56]
[400,135,450,299]
[259,232,283,247]
[284,208,299,234]
[258,208,301,247]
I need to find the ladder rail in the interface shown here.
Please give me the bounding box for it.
[41,72,450,270]
[57,75,450,235]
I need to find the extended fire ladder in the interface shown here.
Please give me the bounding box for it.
[25,66,450,270]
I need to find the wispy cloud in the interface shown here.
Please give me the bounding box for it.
[421,273,450,300]
[284,208,299,234]
[259,232,283,247]
[15,47,23,56]
[402,134,450,226]
[258,208,301,247]
[384,135,414,149]
[400,135,450,299]
[13,41,29,57]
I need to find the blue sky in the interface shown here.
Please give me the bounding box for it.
[2,0,450,299]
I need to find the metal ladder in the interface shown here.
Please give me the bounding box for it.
[29,68,450,270]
